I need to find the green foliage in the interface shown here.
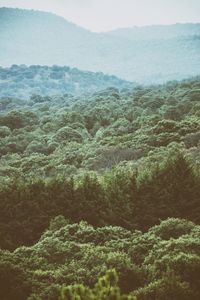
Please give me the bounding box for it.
[0,75,200,299]
[148,218,194,240]
[60,269,136,300]
[0,260,31,300]
[135,273,193,300]
[0,218,199,299]
[0,65,132,99]
[1,78,200,179]
[0,151,200,250]
[53,126,84,143]
[0,126,11,138]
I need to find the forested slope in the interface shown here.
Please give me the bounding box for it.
[1,76,200,179]
[0,77,200,299]
[0,65,133,99]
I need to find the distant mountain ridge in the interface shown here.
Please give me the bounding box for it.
[108,23,200,40]
[0,8,200,84]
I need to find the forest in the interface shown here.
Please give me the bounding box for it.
[0,65,133,99]
[0,70,200,299]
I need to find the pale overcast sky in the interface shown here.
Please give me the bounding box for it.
[0,0,200,31]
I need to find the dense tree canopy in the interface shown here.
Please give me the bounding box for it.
[0,77,200,179]
[0,218,199,299]
[0,73,200,299]
[0,65,133,99]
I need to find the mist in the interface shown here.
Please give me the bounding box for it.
[1,0,200,31]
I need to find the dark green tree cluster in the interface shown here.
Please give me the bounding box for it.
[60,269,136,300]
[0,217,199,299]
[0,152,199,250]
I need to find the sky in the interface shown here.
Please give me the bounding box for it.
[0,0,200,32]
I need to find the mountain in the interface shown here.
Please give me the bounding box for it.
[0,8,200,83]
[108,23,200,40]
[0,8,93,66]
[0,65,133,99]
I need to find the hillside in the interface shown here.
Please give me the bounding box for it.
[0,8,200,83]
[1,77,200,180]
[0,65,133,99]
[108,23,200,40]
[0,77,200,299]
[1,78,200,238]
[1,4,200,300]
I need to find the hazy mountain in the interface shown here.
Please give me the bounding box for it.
[0,65,133,99]
[0,8,200,83]
[108,23,200,40]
